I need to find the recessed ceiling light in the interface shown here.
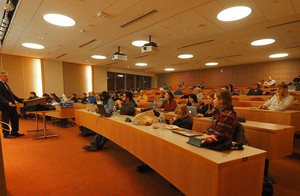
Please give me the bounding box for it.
[251,39,275,46]
[217,6,252,22]
[117,75,123,77]
[22,43,45,49]
[132,40,149,47]
[205,62,218,66]
[269,53,288,58]
[135,63,147,66]
[165,68,175,71]
[91,55,107,59]
[43,14,76,27]
[178,54,193,59]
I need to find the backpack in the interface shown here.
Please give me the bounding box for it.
[79,126,96,137]
[262,179,274,196]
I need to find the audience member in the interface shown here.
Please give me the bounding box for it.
[81,93,87,104]
[194,87,203,100]
[136,87,141,93]
[264,76,276,87]
[136,90,149,102]
[83,92,134,151]
[112,91,120,101]
[28,92,38,100]
[158,91,165,103]
[174,85,183,95]
[43,93,52,103]
[197,92,218,117]
[50,93,61,103]
[247,83,263,95]
[220,85,229,90]
[199,81,206,89]
[169,105,193,130]
[204,89,237,140]
[258,83,294,110]
[187,93,200,110]
[228,84,238,95]
[180,82,185,89]
[87,91,96,104]
[162,83,169,90]
[159,91,177,111]
[293,78,300,91]
[100,91,115,113]
[70,93,78,103]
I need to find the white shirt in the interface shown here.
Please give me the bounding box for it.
[264,93,294,110]
[196,93,203,100]
[265,80,276,86]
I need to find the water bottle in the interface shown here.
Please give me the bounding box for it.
[239,91,242,96]
[159,113,165,130]
[113,106,117,117]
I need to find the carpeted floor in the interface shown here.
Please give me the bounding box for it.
[1,117,300,195]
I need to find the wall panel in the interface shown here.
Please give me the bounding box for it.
[63,62,80,97]
[43,59,64,97]
[94,66,107,93]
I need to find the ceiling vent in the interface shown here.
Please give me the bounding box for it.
[266,20,300,29]
[56,53,67,58]
[79,39,96,48]
[134,54,149,59]
[214,54,242,59]
[106,62,119,66]
[120,9,157,28]
[283,45,300,49]
[181,39,215,49]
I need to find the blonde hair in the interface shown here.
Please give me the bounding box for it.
[175,105,188,116]
[207,92,215,111]
[215,89,232,107]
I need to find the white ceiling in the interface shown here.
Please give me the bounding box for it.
[1,0,300,74]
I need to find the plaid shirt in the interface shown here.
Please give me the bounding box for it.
[205,106,237,140]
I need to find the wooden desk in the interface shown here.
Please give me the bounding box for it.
[46,107,76,128]
[232,100,300,110]
[75,109,266,196]
[234,107,300,131]
[192,117,294,160]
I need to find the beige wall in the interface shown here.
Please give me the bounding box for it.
[170,59,300,88]
[94,66,107,93]
[157,73,170,88]
[42,59,64,97]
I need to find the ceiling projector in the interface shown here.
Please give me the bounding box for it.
[141,35,159,53]
[112,46,127,61]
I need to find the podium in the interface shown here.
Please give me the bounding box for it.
[24,97,46,106]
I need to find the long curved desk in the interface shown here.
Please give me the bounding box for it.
[75,109,266,196]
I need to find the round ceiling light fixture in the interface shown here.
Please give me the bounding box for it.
[205,62,218,66]
[178,54,193,59]
[91,55,107,59]
[43,14,76,27]
[269,53,288,58]
[132,40,149,47]
[135,63,147,66]
[217,6,252,22]
[22,43,45,49]
[251,39,275,46]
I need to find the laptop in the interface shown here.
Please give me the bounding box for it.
[96,104,113,117]
[149,102,159,109]
[187,106,197,117]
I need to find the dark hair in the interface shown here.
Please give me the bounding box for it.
[189,93,198,104]
[293,78,300,83]
[207,92,215,111]
[43,93,49,97]
[83,93,87,95]
[221,85,229,90]
[277,83,288,89]
[124,92,133,101]
[30,91,36,96]
[228,84,233,91]
[253,82,260,89]
[72,93,76,96]
[100,91,110,105]
[50,92,57,97]
[166,90,174,103]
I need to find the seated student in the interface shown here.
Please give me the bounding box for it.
[111,91,120,101]
[293,77,300,91]
[199,81,206,89]
[159,91,177,111]
[162,83,169,90]
[187,93,200,110]
[86,91,96,104]
[197,92,218,117]
[247,83,263,95]
[258,83,294,110]
[228,84,238,95]
[136,87,141,93]
[83,92,135,151]
[50,92,61,103]
[70,93,78,103]
[264,76,276,87]
[180,82,185,89]
[28,91,38,100]
[203,89,237,140]
[43,93,52,103]
[136,90,149,102]
[80,93,87,104]
[158,91,165,103]
[173,85,183,95]
[194,87,204,100]
[136,105,193,173]
[220,85,229,90]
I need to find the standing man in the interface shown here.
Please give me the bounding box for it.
[0,71,25,138]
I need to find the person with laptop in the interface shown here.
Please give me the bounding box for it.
[159,91,177,111]
[197,92,218,117]
[187,93,200,110]
[82,92,135,151]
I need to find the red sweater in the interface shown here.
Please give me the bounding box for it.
[159,99,177,111]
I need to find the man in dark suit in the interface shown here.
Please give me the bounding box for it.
[0,70,25,138]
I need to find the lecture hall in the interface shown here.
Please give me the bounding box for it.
[0,0,300,195]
